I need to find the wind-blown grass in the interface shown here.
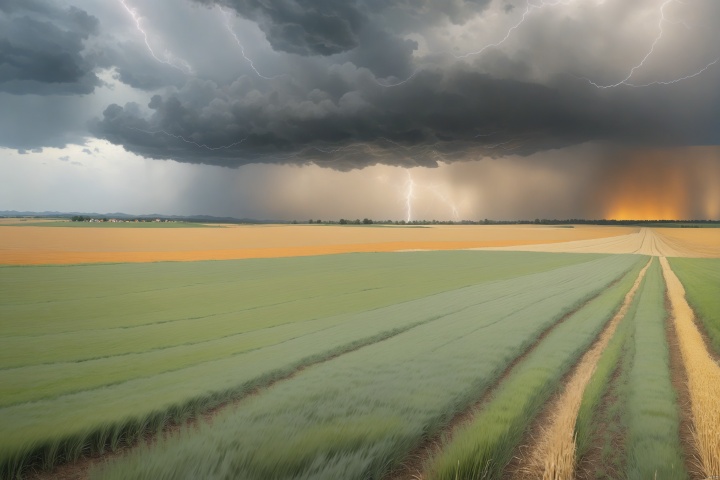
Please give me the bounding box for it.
[575,285,636,461]
[625,259,687,479]
[0,252,623,477]
[669,257,720,355]
[0,252,594,371]
[524,259,651,480]
[662,257,720,477]
[425,258,645,480]
[89,255,642,480]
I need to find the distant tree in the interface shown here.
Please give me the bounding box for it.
[339,219,347,224]
[308,219,313,224]
[362,218,373,224]
[354,219,361,225]
[291,220,297,224]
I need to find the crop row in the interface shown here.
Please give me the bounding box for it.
[669,257,720,354]
[425,258,647,479]
[0,252,623,477]
[1,251,593,337]
[88,255,641,479]
[0,252,597,406]
[662,257,720,477]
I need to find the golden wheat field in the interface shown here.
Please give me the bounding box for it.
[0,223,639,265]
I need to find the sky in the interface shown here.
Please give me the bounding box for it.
[1,0,720,220]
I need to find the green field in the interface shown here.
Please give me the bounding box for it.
[0,250,713,479]
[670,258,720,355]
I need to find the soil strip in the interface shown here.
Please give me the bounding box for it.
[504,259,650,480]
[573,351,628,480]
[383,272,630,480]
[665,294,704,479]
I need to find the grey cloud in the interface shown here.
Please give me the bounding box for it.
[0,92,99,150]
[0,0,101,95]
[194,0,366,56]
[6,0,720,173]
[59,156,70,162]
[195,0,492,59]
[92,61,720,170]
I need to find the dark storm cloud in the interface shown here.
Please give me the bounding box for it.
[91,59,720,170]
[193,0,491,57]
[196,0,365,56]
[4,0,720,169]
[0,0,101,95]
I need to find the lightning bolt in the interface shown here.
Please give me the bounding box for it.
[119,0,193,74]
[220,8,283,80]
[623,58,720,87]
[374,0,573,87]
[454,0,573,60]
[427,185,461,221]
[374,69,421,88]
[404,170,416,222]
[129,127,248,150]
[583,0,719,88]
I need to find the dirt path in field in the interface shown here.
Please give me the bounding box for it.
[0,225,632,265]
[660,257,720,478]
[505,259,651,480]
[573,351,628,480]
[665,296,704,479]
[475,228,714,258]
[382,275,627,480]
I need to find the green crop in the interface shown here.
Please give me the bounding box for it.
[89,255,642,480]
[625,259,687,479]
[669,257,720,355]
[426,257,645,480]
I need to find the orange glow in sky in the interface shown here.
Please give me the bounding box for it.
[600,150,697,221]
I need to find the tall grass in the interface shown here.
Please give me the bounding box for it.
[0,253,635,477]
[574,285,636,460]
[0,252,603,375]
[527,259,651,480]
[669,257,720,354]
[625,259,687,479]
[89,256,642,480]
[579,322,635,480]
[425,258,645,480]
[662,257,720,477]
[0,252,599,403]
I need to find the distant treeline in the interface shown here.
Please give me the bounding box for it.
[71,216,173,223]
[293,219,720,226]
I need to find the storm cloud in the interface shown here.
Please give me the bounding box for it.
[3,0,720,172]
[0,0,100,95]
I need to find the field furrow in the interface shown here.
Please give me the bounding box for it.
[510,258,651,480]
[0,252,595,361]
[85,256,641,480]
[574,302,635,480]
[661,257,720,477]
[0,253,631,477]
[624,260,686,479]
[422,260,645,480]
[669,257,720,356]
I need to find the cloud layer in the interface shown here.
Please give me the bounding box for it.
[2,0,720,171]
